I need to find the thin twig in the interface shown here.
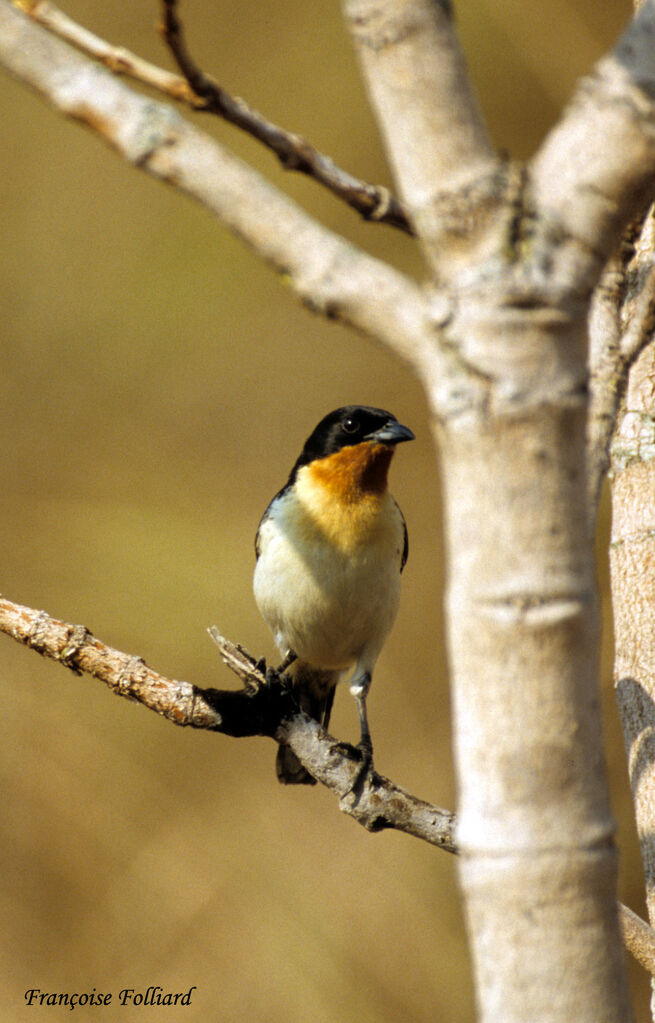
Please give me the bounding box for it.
[0,592,653,972]
[16,0,195,102]
[159,0,413,234]
[15,0,413,232]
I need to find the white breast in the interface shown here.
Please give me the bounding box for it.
[254,478,404,675]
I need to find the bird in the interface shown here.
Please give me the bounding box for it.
[253,404,414,784]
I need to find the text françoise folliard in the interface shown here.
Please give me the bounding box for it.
[24,986,196,1010]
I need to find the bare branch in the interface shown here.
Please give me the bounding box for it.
[0,594,223,729]
[17,0,195,101]
[549,3,655,508]
[620,903,655,976]
[0,1,434,368]
[343,0,494,201]
[0,595,456,851]
[343,0,499,273]
[159,0,413,234]
[530,1,655,297]
[18,0,414,234]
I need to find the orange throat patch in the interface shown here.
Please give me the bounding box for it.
[306,443,394,503]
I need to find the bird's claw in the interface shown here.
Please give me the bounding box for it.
[332,737,376,806]
[264,665,285,688]
[356,736,373,762]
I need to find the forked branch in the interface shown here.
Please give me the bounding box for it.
[15,0,412,234]
[159,0,413,233]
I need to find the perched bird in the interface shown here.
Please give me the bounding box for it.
[253,405,414,784]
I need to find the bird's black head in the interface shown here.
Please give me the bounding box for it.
[289,405,414,480]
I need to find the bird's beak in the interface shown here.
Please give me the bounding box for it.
[365,420,415,446]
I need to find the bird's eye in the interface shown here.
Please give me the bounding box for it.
[342,417,358,434]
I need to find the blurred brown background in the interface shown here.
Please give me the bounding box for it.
[0,0,643,1020]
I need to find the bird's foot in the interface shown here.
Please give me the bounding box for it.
[353,734,375,786]
[356,733,373,762]
[276,649,297,679]
[261,649,296,689]
[264,665,290,691]
[333,735,376,808]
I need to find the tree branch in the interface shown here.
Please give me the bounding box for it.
[343,0,495,201]
[342,0,499,275]
[16,0,413,235]
[530,0,655,298]
[0,595,456,851]
[620,903,655,976]
[159,0,413,234]
[1,591,653,974]
[16,0,195,100]
[0,1,435,368]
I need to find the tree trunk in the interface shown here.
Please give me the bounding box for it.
[434,306,627,1021]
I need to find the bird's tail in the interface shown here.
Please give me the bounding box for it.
[276,661,339,785]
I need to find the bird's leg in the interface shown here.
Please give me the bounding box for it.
[334,671,376,802]
[350,671,373,761]
[277,649,297,676]
[266,649,297,687]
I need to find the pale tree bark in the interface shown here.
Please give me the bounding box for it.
[594,5,655,1022]
[345,1,654,1021]
[612,342,655,906]
[3,0,655,1020]
[608,210,655,1018]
